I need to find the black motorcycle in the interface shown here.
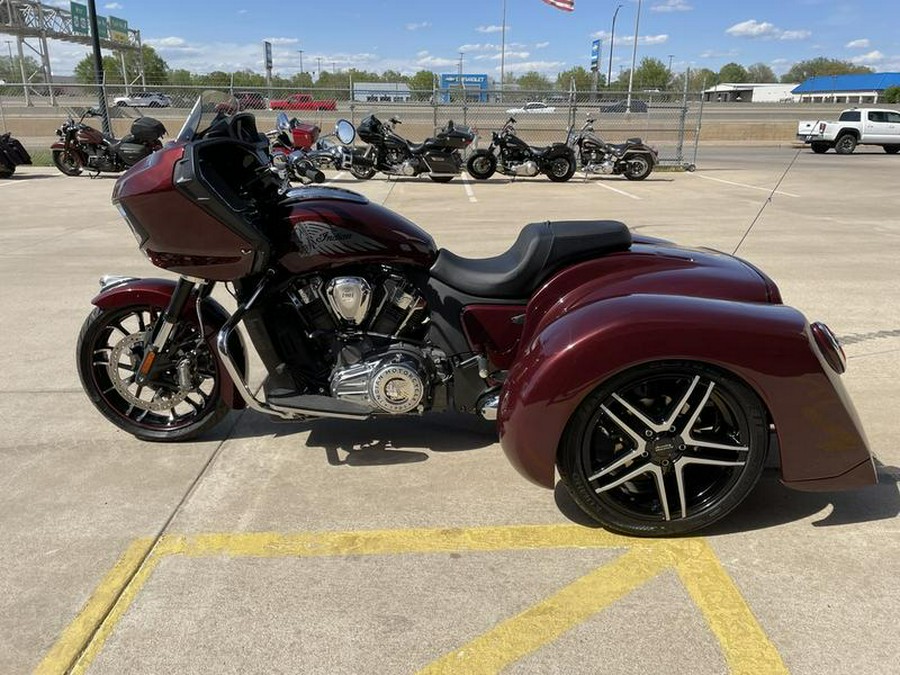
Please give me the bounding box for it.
[0,132,32,178]
[352,115,474,183]
[466,117,576,182]
[51,108,166,176]
[566,117,657,181]
[269,113,373,182]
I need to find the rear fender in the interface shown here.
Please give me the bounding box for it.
[91,278,248,409]
[622,148,657,165]
[499,294,874,491]
[542,143,576,161]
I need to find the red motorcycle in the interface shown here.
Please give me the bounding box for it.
[52,108,166,176]
[76,93,875,536]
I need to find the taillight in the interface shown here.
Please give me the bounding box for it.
[811,322,846,374]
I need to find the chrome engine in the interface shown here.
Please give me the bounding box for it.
[509,160,540,176]
[584,159,616,174]
[330,349,429,414]
[289,273,436,414]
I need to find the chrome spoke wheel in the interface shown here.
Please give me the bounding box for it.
[559,362,767,536]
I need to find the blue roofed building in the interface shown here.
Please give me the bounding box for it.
[792,73,900,104]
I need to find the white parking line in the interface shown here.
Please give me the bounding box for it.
[461,172,478,203]
[594,181,641,200]
[328,171,346,183]
[688,172,800,198]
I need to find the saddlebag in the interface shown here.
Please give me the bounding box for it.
[118,141,154,165]
[290,122,320,150]
[0,133,33,165]
[130,117,167,143]
[436,122,474,149]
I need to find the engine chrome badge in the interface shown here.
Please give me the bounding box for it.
[325,277,372,324]
[370,363,425,414]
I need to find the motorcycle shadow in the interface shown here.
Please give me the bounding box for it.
[226,410,497,467]
[577,175,675,183]
[554,461,900,535]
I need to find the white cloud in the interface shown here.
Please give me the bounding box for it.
[147,36,189,48]
[476,25,505,34]
[405,21,431,31]
[415,52,459,68]
[699,49,739,59]
[104,2,123,9]
[264,37,299,46]
[238,9,248,14]
[845,38,870,49]
[499,60,565,74]
[535,41,550,49]
[592,31,669,46]
[850,50,885,65]
[726,19,811,41]
[651,0,692,12]
[476,51,530,61]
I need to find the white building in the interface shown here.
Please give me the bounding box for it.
[702,83,799,103]
[352,82,411,103]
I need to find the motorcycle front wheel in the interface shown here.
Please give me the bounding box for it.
[466,151,497,180]
[557,361,767,537]
[546,155,576,182]
[53,149,83,176]
[623,155,653,181]
[77,305,228,441]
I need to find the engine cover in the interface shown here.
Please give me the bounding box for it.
[510,160,539,176]
[325,277,372,325]
[330,350,429,414]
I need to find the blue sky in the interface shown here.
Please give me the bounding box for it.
[41,1,898,79]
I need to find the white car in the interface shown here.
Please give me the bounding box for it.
[505,101,556,114]
[113,91,173,108]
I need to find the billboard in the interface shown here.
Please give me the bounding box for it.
[439,73,489,102]
[264,41,273,70]
[109,16,128,43]
[70,2,89,36]
[95,15,109,40]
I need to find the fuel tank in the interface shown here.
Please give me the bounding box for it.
[277,187,438,274]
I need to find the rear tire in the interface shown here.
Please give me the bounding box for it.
[0,164,14,178]
[884,145,900,154]
[834,134,857,154]
[52,149,83,176]
[429,175,454,183]
[546,155,576,182]
[623,154,654,181]
[810,142,829,154]
[349,164,376,180]
[466,151,497,180]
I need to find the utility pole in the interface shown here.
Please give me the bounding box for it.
[499,0,507,98]
[86,0,111,134]
[316,57,322,79]
[607,4,622,89]
[297,49,304,74]
[458,51,464,76]
[626,0,642,112]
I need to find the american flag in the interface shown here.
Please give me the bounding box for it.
[542,0,575,11]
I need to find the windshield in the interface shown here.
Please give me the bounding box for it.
[176,90,240,142]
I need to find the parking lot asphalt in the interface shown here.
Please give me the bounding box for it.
[1,146,898,674]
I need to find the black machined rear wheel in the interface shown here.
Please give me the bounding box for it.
[77,305,227,441]
[546,155,575,182]
[559,361,767,537]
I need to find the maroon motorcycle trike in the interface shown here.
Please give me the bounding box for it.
[77,93,876,536]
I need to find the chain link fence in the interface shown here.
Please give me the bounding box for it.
[0,83,703,168]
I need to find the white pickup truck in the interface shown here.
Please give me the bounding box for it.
[797,108,900,154]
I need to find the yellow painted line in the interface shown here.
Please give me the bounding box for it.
[672,539,789,675]
[33,537,154,675]
[417,547,670,675]
[40,525,785,675]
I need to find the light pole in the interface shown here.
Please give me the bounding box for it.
[297,49,304,74]
[458,51,464,76]
[499,0,507,96]
[317,57,322,78]
[607,4,622,90]
[667,54,674,89]
[626,0,642,112]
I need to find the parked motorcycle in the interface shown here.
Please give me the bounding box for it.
[268,113,372,181]
[466,117,576,182]
[352,114,474,182]
[0,132,32,177]
[567,117,657,180]
[51,108,166,176]
[76,92,875,537]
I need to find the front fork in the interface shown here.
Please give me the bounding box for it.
[135,276,209,385]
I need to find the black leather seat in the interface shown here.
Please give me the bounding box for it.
[430,220,632,299]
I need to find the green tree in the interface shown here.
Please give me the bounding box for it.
[780,57,873,83]
[615,58,670,90]
[0,54,42,82]
[883,86,900,104]
[746,63,776,83]
[407,69,436,99]
[718,62,748,83]
[670,68,718,92]
[556,66,597,92]
[515,71,552,91]
[381,69,408,84]
[73,45,168,85]
[168,68,193,86]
